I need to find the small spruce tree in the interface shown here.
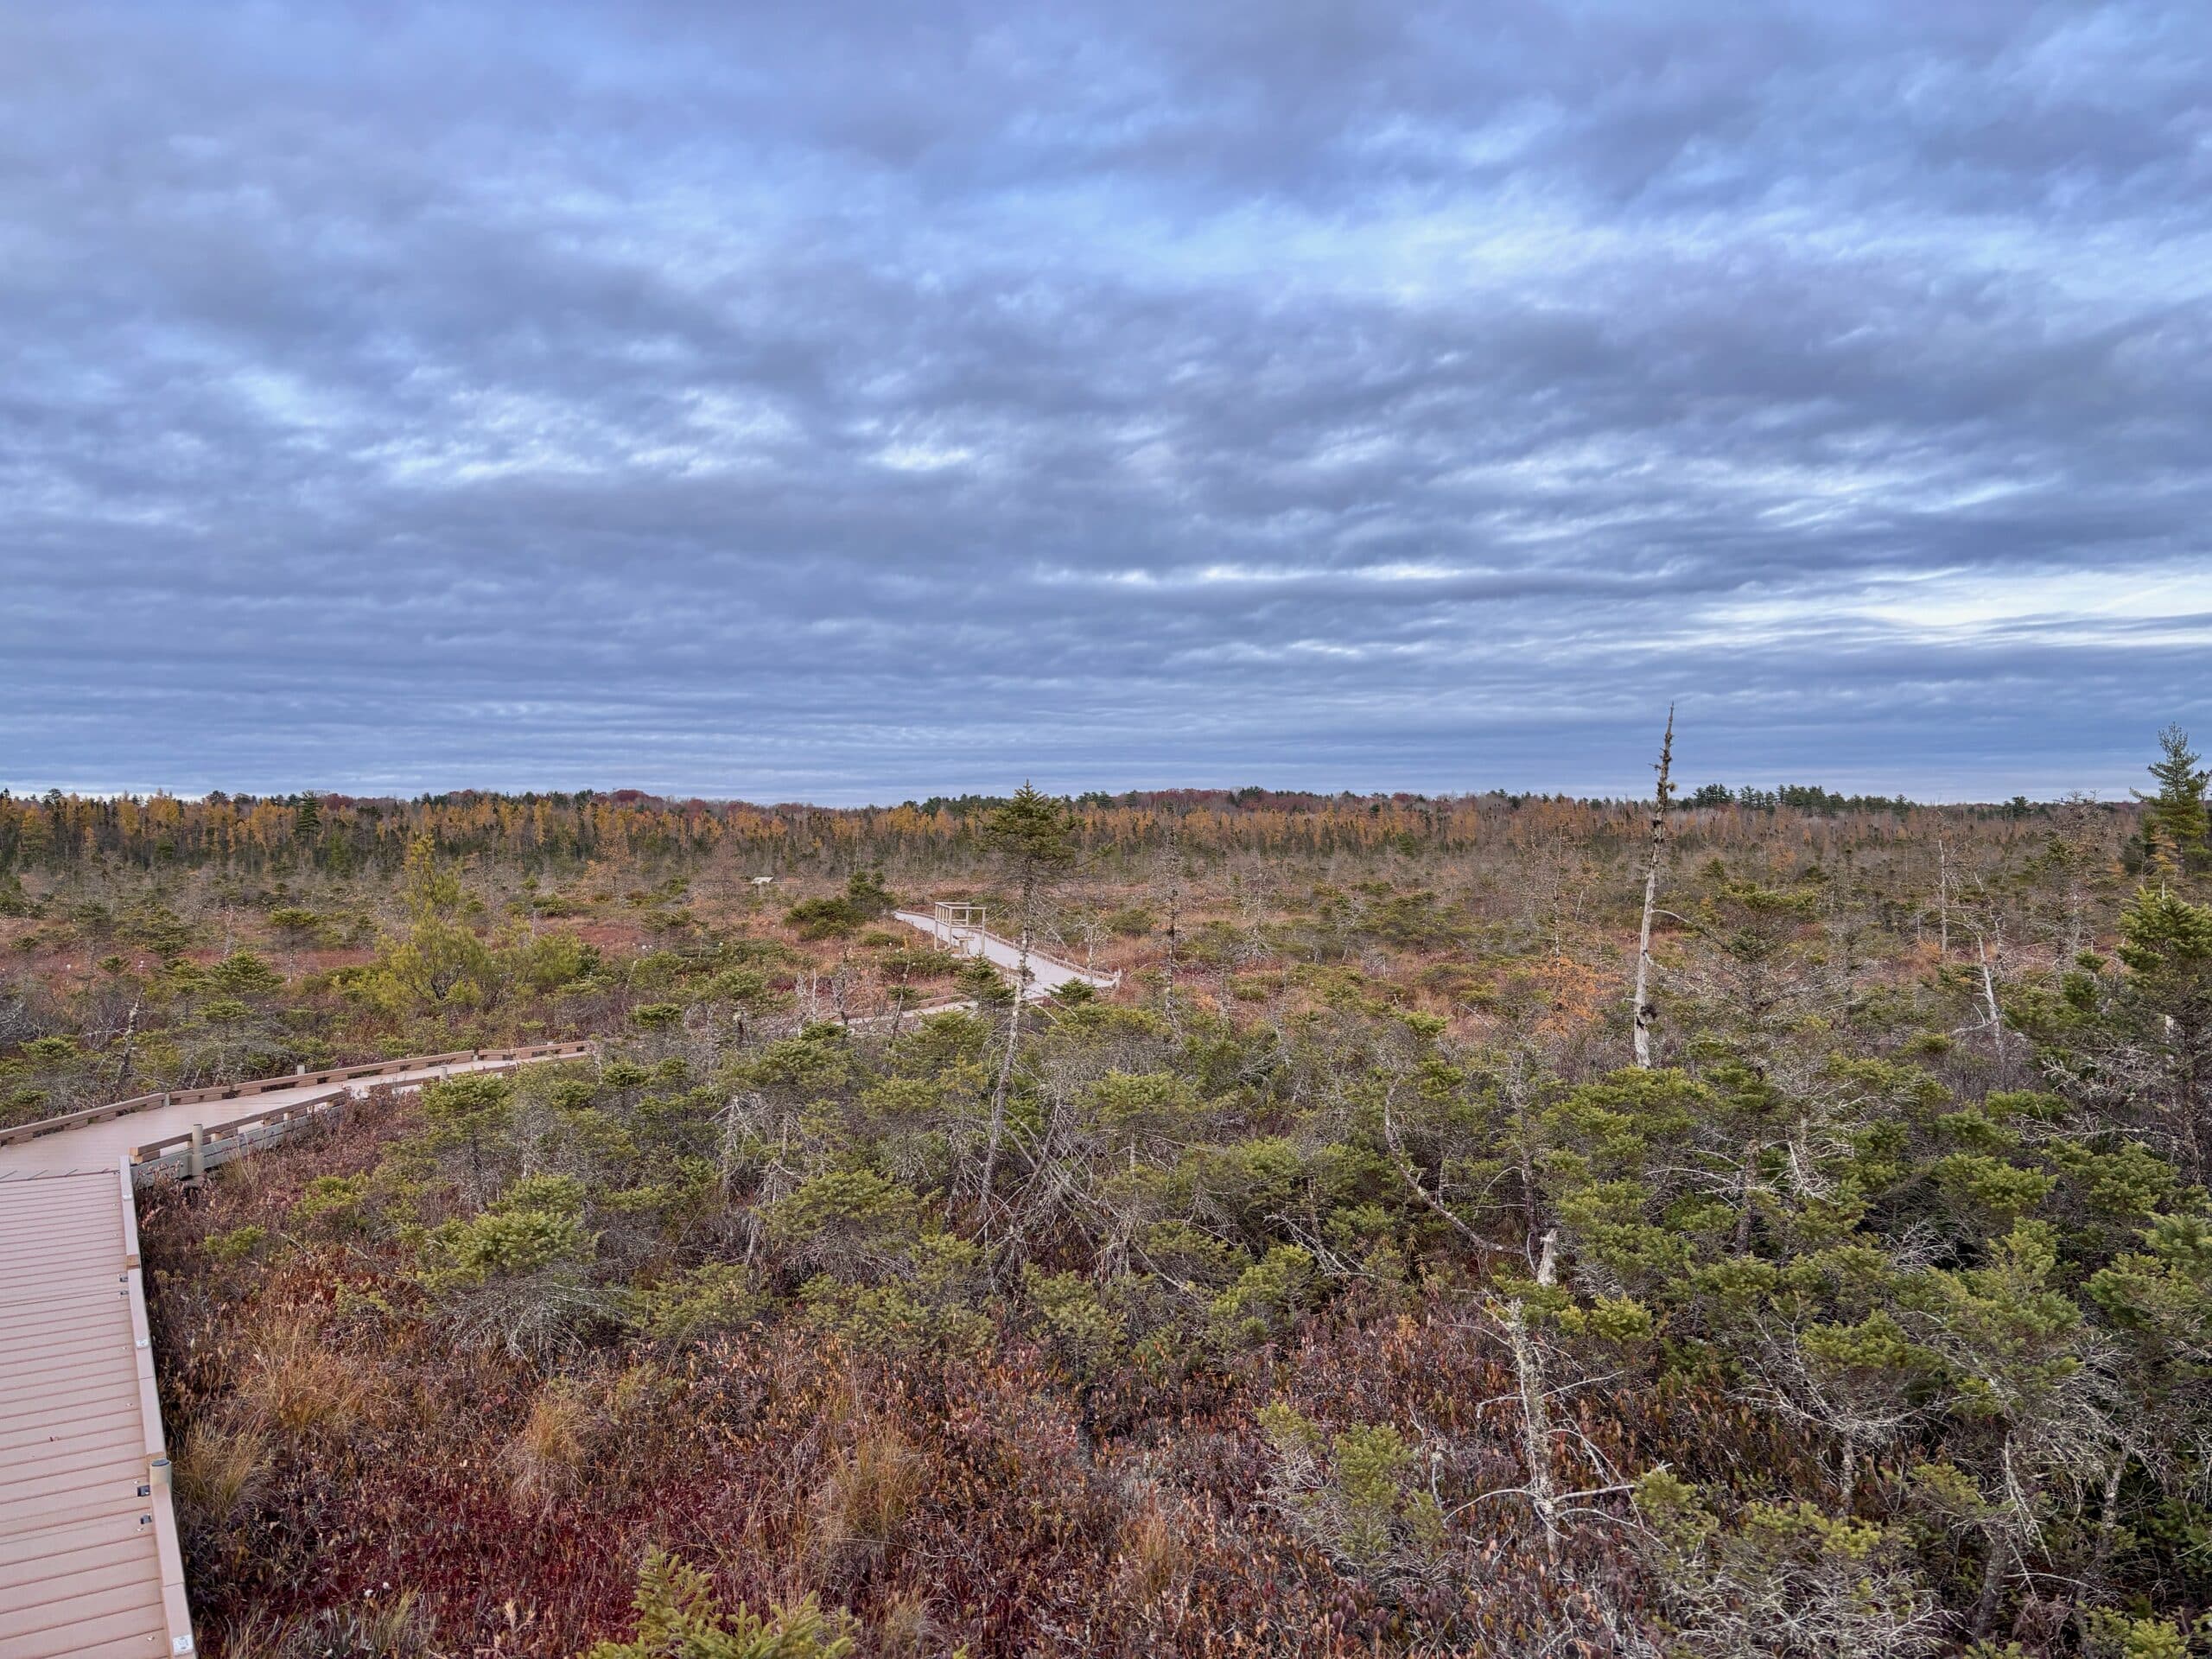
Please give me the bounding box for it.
[2136,725,2209,878]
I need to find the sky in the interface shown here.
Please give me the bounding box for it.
[3,2,2208,805]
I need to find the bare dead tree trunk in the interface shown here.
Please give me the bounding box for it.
[1937,835,1951,958]
[1973,1433,2032,1641]
[1160,817,1182,1034]
[1972,1531,2009,1641]
[114,996,141,1095]
[1505,1229,1563,1560]
[1976,925,2005,1065]
[981,874,1036,1205]
[2090,1446,2127,1586]
[1632,705,1676,1068]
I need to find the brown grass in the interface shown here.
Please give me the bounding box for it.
[238,1315,385,1438]
[500,1381,594,1512]
[807,1421,926,1586]
[173,1414,270,1522]
[1116,1499,1192,1606]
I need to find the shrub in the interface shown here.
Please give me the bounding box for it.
[205,1223,269,1265]
[1104,906,1155,938]
[421,1206,589,1287]
[1257,1404,1443,1579]
[631,1262,766,1348]
[583,1548,858,1659]
[289,1173,371,1234]
[417,1205,608,1361]
[1208,1246,1317,1348]
[1634,1471,1939,1658]
[1025,1268,1126,1375]
[767,1170,921,1277]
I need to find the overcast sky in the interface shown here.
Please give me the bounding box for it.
[3,2,2207,804]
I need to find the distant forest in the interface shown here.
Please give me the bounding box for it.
[0,777,2051,878]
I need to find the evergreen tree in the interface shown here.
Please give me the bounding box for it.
[2135,725,2209,878]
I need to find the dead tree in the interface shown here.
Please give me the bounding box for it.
[1507,1230,1565,1556]
[1159,816,1183,1034]
[1470,1231,1636,1560]
[1632,705,1676,1068]
[979,785,1075,1208]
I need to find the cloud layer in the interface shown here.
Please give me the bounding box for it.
[4,1,2208,801]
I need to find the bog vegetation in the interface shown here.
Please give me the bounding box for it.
[4,734,2212,1656]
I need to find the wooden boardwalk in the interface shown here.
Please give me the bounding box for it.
[0,1162,188,1658]
[0,1043,594,1658]
[892,908,1122,999]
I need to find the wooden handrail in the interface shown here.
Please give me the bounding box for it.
[4,1039,599,1150]
[133,1090,350,1160]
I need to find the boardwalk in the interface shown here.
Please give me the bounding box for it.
[0,1163,188,1659]
[0,1043,594,1658]
[892,909,1122,1000]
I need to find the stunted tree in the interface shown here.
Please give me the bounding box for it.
[1914,1223,2121,1640]
[583,1549,855,1659]
[2030,881,2212,1187]
[371,836,499,1014]
[979,783,1075,1205]
[2102,886,2212,1184]
[1157,814,1185,1033]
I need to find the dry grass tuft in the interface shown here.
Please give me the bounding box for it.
[873,1589,941,1657]
[1116,1498,1192,1605]
[219,1588,434,1659]
[239,1317,385,1438]
[806,1421,925,1584]
[500,1380,594,1512]
[172,1413,270,1522]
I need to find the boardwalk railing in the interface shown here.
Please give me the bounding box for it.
[119,1155,197,1656]
[0,1040,600,1154]
[125,1041,599,1184]
[132,1090,351,1184]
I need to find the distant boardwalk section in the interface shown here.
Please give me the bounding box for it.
[893,906,1122,1000]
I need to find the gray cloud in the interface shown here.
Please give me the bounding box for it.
[3,0,2208,802]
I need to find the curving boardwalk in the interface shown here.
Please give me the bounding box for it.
[0,1042,594,1658]
[891,910,1122,1001]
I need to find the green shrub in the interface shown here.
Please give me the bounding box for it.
[290,1174,371,1234]
[630,1262,766,1347]
[205,1224,268,1265]
[1208,1246,1317,1347]
[584,1548,856,1659]
[420,1207,588,1288]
